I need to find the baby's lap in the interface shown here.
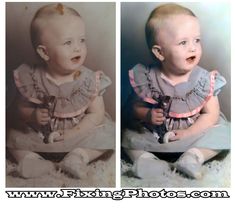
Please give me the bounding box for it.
[122,129,197,152]
[122,122,230,152]
[7,122,115,152]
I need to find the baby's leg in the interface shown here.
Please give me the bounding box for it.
[8,149,55,178]
[124,149,171,179]
[175,148,219,179]
[60,148,106,179]
[199,148,220,161]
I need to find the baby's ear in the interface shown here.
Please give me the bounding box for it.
[152,45,164,61]
[36,45,49,61]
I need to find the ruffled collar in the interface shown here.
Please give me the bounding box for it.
[129,64,217,118]
[14,64,100,118]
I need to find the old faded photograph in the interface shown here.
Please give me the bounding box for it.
[6,2,116,187]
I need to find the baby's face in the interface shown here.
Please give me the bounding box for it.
[156,14,202,75]
[40,15,87,75]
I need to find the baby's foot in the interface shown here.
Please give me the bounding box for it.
[132,153,171,179]
[175,152,203,179]
[18,153,55,178]
[59,149,89,179]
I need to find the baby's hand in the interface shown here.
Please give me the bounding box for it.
[169,129,190,141]
[32,108,50,126]
[48,131,63,143]
[151,108,165,125]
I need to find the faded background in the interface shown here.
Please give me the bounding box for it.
[121,2,231,120]
[6,2,116,120]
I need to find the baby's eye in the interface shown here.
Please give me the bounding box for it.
[64,40,72,45]
[179,41,187,45]
[195,38,201,43]
[80,38,86,43]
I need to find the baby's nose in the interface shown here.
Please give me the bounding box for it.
[189,43,196,52]
[189,47,196,52]
[73,44,81,52]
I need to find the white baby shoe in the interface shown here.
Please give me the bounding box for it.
[175,151,203,179]
[18,153,55,178]
[59,148,89,179]
[132,152,171,179]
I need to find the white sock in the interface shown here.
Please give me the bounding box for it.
[132,152,170,179]
[23,152,42,160]
[138,152,156,160]
[67,148,89,164]
[186,148,205,164]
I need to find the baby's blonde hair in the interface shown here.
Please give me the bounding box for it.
[30,3,81,49]
[145,3,196,50]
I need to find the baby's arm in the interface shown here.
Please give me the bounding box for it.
[134,103,165,125]
[18,97,50,126]
[61,96,105,140]
[170,96,220,140]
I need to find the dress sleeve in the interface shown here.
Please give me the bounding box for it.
[13,64,43,104]
[129,64,157,104]
[213,71,226,96]
[168,69,227,118]
[97,71,112,96]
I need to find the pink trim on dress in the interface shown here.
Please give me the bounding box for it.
[45,72,101,118]
[14,70,43,104]
[169,70,217,118]
[143,97,157,104]
[53,106,89,118]
[129,69,157,104]
[53,71,101,118]
[95,71,102,94]
[129,69,139,93]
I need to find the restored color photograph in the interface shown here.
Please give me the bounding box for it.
[121,2,231,187]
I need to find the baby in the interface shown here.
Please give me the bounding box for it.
[7,3,115,180]
[122,3,230,179]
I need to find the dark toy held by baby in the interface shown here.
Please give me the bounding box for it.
[39,96,57,143]
[144,95,172,143]
[122,94,172,143]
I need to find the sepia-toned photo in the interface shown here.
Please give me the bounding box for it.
[6,2,116,187]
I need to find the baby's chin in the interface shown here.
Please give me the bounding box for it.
[61,67,82,75]
[69,63,84,72]
[175,67,194,75]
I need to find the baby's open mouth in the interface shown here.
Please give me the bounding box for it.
[71,56,81,63]
[186,56,196,64]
